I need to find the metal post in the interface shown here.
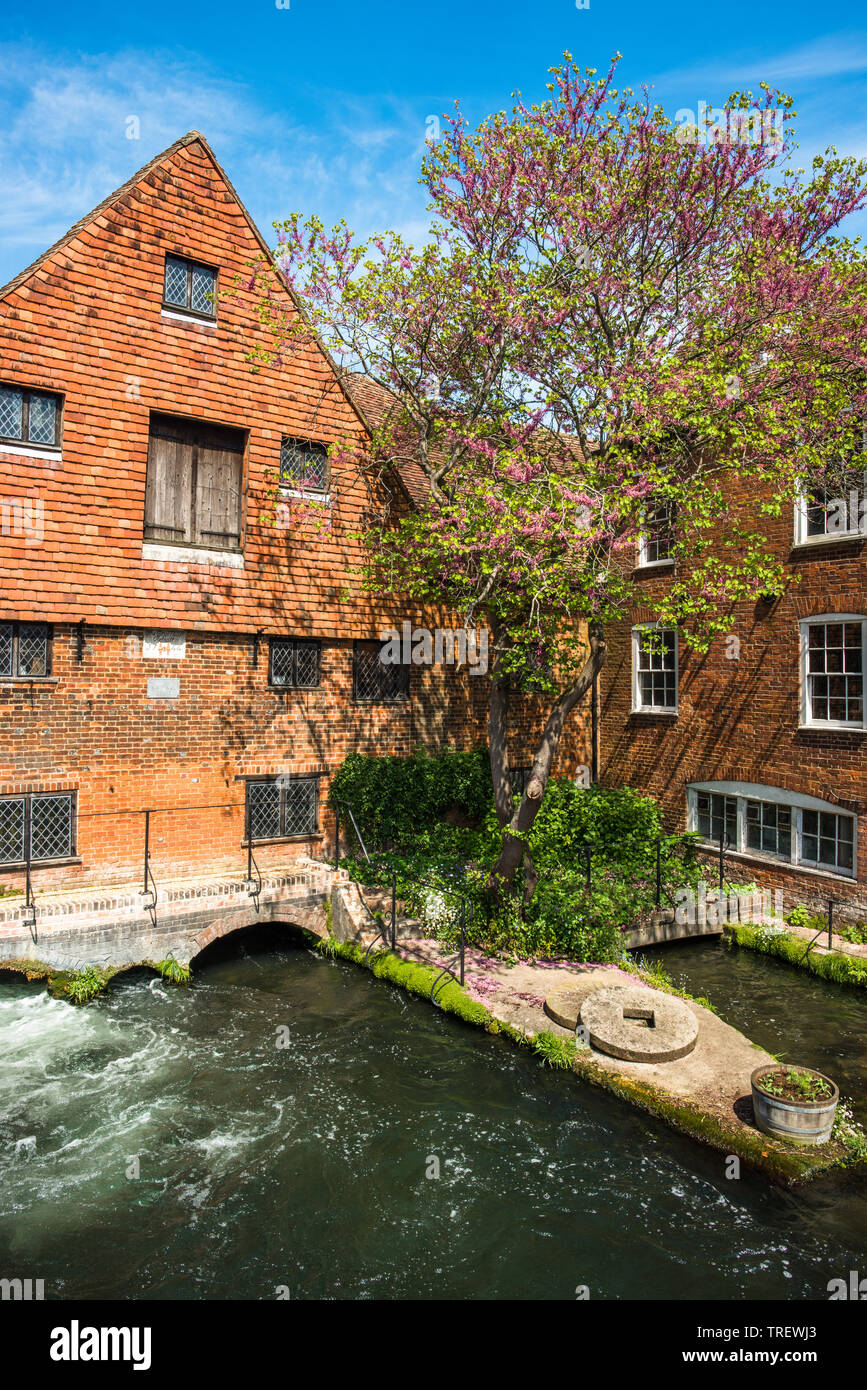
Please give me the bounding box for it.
[25,824,33,922]
[719,828,725,894]
[143,810,151,895]
[246,797,252,885]
[459,897,466,987]
[334,804,340,870]
[391,872,396,951]
[655,837,662,910]
[828,899,834,951]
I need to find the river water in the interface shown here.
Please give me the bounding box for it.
[0,926,864,1301]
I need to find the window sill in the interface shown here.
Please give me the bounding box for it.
[279,488,332,504]
[634,559,675,573]
[0,441,61,461]
[629,707,678,718]
[353,698,411,707]
[160,307,218,327]
[242,834,323,848]
[695,842,856,883]
[142,542,244,569]
[0,856,82,871]
[791,535,864,554]
[0,676,59,684]
[798,721,866,734]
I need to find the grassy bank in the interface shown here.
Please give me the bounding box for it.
[725,923,867,990]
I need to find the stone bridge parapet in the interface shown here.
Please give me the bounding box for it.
[0,859,345,976]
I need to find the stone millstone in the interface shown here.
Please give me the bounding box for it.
[543,972,627,1030]
[579,985,699,1063]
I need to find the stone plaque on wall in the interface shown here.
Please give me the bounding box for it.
[142,630,186,660]
[147,677,180,700]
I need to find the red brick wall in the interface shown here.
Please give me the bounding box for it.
[0,134,592,892]
[0,134,396,637]
[598,501,867,915]
[0,622,590,889]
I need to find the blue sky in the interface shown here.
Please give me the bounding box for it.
[1,0,866,284]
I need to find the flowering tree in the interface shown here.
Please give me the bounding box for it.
[253,54,867,899]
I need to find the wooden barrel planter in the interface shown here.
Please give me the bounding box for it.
[750,1065,839,1146]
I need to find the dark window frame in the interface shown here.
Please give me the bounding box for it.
[162,254,219,321]
[268,637,321,690]
[144,411,246,553]
[0,790,77,866]
[279,437,330,494]
[353,639,411,704]
[0,382,63,450]
[0,621,53,678]
[244,775,320,844]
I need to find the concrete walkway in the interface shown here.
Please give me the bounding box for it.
[394,933,777,1141]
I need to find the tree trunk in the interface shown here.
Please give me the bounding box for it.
[486,623,607,901]
[487,625,514,828]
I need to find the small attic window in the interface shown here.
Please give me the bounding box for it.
[0,383,61,448]
[163,254,217,320]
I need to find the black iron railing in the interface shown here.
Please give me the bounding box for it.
[333,798,468,1001]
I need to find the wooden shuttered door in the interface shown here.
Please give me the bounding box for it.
[145,413,245,551]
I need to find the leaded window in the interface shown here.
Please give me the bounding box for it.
[511,766,532,795]
[280,438,329,492]
[0,622,51,677]
[163,255,217,319]
[0,383,60,447]
[0,792,75,865]
[269,638,320,689]
[246,777,319,842]
[804,620,865,725]
[354,640,410,703]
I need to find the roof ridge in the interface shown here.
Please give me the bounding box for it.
[0,130,383,477]
[0,130,208,302]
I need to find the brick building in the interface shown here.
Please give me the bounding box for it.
[0,132,589,894]
[598,487,867,915]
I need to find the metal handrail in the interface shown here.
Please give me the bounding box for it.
[332,798,468,997]
[141,810,158,929]
[800,899,836,962]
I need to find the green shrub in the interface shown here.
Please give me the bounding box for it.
[333,751,702,965]
[532,1031,579,1068]
[729,923,867,990]
[50,966,111,1005]
[329,746,492,851]
[155,956,191,985]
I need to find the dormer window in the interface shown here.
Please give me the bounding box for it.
[163,255,217,320]
[0,383,61,449]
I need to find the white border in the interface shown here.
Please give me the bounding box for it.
[798,613,867,730]
[631,622,679,713]
[142,542,244,569]
[686,780,857,878]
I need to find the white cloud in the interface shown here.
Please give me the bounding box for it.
[0,43,433,284]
